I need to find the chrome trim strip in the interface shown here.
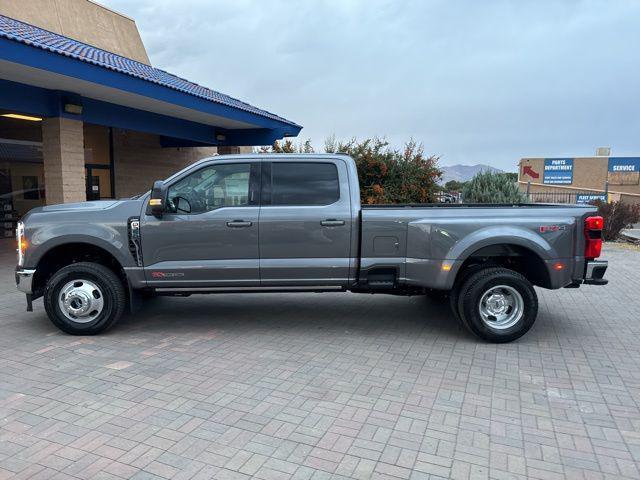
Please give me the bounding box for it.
[155,286,344,293]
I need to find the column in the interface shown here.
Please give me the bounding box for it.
[42,117,86,204]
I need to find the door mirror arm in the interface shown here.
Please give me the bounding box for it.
[148,180,167,217]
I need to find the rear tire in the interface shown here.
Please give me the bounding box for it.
[448,264,488,321]
[456,267,538,343]
[44,262,126,335]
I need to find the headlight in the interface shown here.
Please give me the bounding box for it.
[16,221,26,267]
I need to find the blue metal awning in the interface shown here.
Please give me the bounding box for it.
[0,14,302,146]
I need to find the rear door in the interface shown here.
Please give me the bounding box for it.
[259,159,353,286]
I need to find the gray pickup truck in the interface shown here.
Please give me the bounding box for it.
[15,154,608,342]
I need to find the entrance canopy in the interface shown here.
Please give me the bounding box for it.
[0,14,302,147]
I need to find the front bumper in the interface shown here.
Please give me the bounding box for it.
[583,260,608,285]
[15,268,36,294]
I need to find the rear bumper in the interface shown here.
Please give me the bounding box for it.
[583,260,608,285]
[15,268,36,294]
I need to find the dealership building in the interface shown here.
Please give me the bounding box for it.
[0,0,301,239]
[519,152,640,204]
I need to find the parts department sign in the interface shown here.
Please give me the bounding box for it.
[544,158,573,185]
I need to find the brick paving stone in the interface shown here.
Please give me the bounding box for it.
[1,240,639,478]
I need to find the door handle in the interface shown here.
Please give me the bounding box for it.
[320,219,345,227]
[226,220,253,228]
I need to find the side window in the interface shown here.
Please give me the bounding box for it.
[167,163,251,214]
[271,162,339,206]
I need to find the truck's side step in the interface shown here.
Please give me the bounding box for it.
[363,268,397,290]
[367,280,395,289]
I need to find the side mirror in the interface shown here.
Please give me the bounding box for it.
[149,180,167,217]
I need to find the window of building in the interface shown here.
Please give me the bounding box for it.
[167,163,251,214]
[271,162,339,206]
[0,116,44,237]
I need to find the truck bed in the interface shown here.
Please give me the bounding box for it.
[359,203,597,291]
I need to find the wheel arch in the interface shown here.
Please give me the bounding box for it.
[453,242,552,289]
[32,241,128,295]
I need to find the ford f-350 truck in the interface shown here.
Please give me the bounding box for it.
[15,154,608,342]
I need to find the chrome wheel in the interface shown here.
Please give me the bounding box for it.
[478,285,524,330]
[58,279,104,323]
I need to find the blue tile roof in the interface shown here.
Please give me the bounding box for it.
[0,14,300,128]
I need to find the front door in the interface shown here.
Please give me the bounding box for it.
[259,160,353,286]
[141,161,261,288]
[85,164,112,200]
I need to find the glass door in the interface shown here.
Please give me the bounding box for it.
[85,164,113,200]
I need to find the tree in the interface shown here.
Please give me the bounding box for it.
[462,170,526,203]
[324,137,442,204]
[444,180,467,192]
[257,139,314,154]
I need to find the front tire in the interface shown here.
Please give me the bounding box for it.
[456,267,538,343]
[44,262,126,335]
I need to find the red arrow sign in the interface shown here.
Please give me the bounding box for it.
[523,166,539,179]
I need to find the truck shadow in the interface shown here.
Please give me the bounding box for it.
[117,293,470,340]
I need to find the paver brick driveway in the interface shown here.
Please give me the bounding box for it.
[1,240,639,479]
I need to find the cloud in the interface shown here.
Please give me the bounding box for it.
[104,0,640,170]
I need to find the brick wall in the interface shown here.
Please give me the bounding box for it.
[112,129,217,198]
[42,117,86,204]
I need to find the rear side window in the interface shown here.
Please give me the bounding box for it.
[271,162,339,206]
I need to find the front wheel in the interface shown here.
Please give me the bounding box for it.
[44,262,126,335]
[455,267,538,343]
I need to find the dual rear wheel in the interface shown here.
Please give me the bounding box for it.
[433,266,538,343]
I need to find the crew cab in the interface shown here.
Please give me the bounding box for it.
[15,154,608,342]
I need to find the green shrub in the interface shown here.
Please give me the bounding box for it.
[462,170,526,203]
[592,200,640,241]
[325,137,442,204]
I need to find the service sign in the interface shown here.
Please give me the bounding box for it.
[608,157,640,172]
[608,157,640,185]
[576,194,606,204]
[543,158,573,185]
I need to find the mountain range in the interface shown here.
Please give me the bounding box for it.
[439,164,505,184]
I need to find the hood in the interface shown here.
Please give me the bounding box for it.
[21,197,144,229]
[35,200,122,213]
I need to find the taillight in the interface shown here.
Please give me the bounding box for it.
[584,215,603,259]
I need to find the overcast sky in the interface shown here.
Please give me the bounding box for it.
[104,0,639,171]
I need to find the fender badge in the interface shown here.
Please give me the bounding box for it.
[151,271,184,278]
[539,225,566,233]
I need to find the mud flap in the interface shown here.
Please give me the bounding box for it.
[128,284,144,313]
